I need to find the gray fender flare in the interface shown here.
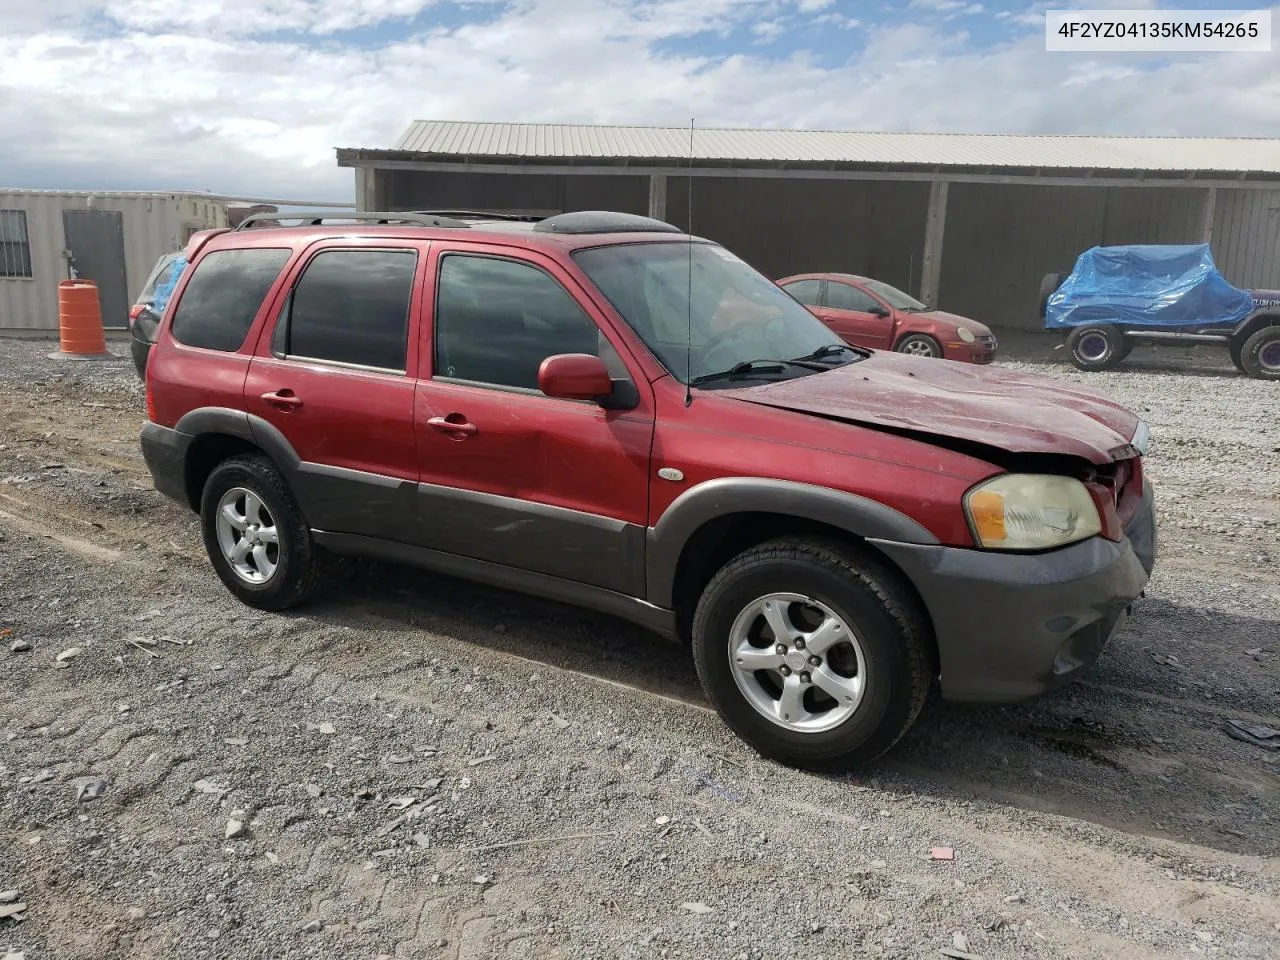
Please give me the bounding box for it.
[645,477,939,608]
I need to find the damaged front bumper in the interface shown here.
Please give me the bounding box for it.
[871,481,1157,703]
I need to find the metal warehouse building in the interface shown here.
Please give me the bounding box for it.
[0,190,229,333]
[338,121,1280,331]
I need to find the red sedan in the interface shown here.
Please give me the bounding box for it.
[777,273,998,363]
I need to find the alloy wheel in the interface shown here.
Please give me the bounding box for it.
[728,592,867,733]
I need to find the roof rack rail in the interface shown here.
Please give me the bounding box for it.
[407,210,546,222]
[532,211,682,236]
[233,210,471,231]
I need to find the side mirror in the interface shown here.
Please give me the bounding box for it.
[538,353,614,402]
[869,306,890,317]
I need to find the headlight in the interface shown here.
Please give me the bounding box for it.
[956,327,976,343]
[1131,420,1150,455]
[965,474,1102,550]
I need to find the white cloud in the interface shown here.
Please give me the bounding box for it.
[751,19,787,43]
[1,0,1277,201]
[794,0,834,11]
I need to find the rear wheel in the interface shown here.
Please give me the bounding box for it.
[130,338,150,381]
[894,333,943,359]
[691,538,933,770]
[1039,271,1067,318]
[1066,325,1126,370]
[1239,326,1280,380]
[200,454,322,610]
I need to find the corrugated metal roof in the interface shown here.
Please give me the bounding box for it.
[390,121,1280,174]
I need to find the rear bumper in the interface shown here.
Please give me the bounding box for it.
[872,482,1156,702]
[140,422,193,509]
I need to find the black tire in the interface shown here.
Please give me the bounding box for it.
[1229,335,1248,373]
[894,333,943,359]
[1065,325,1126,370]
[1238,325,1280,380]
[130,338,150,381]
[199,454,322,610]
[690,537,934,770]
[1039,272,1067,318]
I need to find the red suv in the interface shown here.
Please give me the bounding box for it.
[777,272,998,363]
[140,210,1156,770]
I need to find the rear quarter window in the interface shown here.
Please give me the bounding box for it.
[170,248,291,352]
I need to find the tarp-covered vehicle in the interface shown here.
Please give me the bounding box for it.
[1041,244,1280,380]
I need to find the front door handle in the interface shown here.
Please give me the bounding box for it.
[261,389,303,411]
[426,415,477,438]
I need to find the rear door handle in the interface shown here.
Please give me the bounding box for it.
[426,415,477,437]
[261,389,303,411]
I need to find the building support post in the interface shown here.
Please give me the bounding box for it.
[355,167,378,213]
[1201,186,1217,244]
[648,174,668,222]
[919,179,949,307]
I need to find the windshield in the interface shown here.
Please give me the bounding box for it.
[861,277,927,311]
[574,241,853,385]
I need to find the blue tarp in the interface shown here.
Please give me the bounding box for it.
[1045,244,1255,330]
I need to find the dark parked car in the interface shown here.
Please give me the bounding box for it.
[139,209,1155,770]
[128,252,185,379]
[777,272,998,363]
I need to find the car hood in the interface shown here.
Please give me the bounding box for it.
[913,309,990,335]
[716,351,1141,465]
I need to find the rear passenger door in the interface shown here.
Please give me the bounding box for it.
[413,244,655,597]
[244,240,427,543]
[821,280,894,349]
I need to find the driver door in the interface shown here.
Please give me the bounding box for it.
[820,280,894,349]
[413,243,655,597]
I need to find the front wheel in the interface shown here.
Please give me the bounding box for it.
[691,538,933,770]
[200,454,322,610]
[1066,324,1126,370]
[894,333,943,359]
[1239,326,1280,380]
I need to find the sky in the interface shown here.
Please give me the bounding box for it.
[1,0,1276,202]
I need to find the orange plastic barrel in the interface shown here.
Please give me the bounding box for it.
[56,279,108,356]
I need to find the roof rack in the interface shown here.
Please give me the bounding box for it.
[532,211,682,235]
[233,210,472,231]
[406,210,546,222]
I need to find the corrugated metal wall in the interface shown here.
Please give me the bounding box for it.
[940,184,1218,330]
[664,177,930,289]
[1213,189,1280,289]
[373,168,1280,331]
[381,170,648,216]
[0,192,227,332]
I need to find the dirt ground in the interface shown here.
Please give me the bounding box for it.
[0,333,1276,960]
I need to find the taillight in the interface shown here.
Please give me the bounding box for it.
[145,372,157,422]
[129,304,144,319]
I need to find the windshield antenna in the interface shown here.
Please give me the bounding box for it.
[684,117,695,407]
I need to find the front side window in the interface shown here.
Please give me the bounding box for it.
[280,249,417,371]
[171,248,291,352]
[574,242,852,385]
[781,278,822,306]
[826,282,883,313]
[434,254,604,390]
[0,210,32,279]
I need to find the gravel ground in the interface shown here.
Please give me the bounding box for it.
[0,334,1276,960]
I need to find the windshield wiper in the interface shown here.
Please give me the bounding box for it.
[689,358,823,386]
[791,343,863,363]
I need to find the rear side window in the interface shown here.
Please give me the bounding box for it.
[781,279,821,306]
[281,249,418,372]
[171,248,291,352]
